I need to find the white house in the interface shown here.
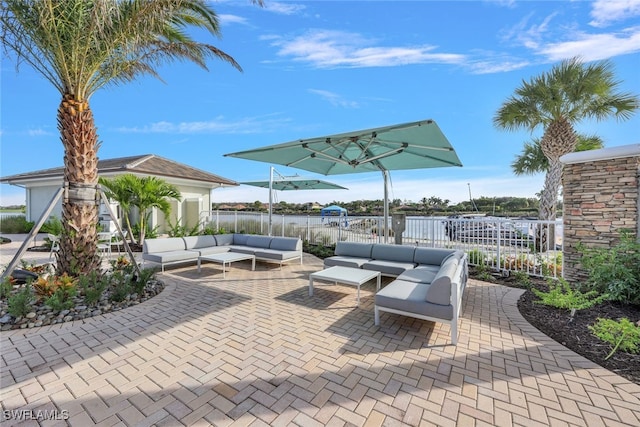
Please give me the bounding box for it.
[0,154,238,234]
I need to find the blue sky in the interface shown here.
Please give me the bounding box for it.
[1,0,639,207]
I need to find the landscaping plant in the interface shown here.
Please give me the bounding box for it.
[578,231,640,304]
[78,272,108,306]
[0,277,14,299]
[7,284,34,318]
[589,318,640,360]
[533,277,608,318]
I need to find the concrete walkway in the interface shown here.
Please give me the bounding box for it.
[1,237,639,426]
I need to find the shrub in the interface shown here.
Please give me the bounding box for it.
[473,263,495,282]
[132,268,155,294]
[533,277,608,312]
[78,272,108,306]
[589,318,640,360]
[109,271,132,302]
[167,219,200,237]
[32,273,77,299]
[45,286,77,312]
[8,284,34,317]
[578,231,640,304]
[467,249,486,265]
[511,270,532,288]
[40,216,63,236]
[0,277,14,299]
[0,215,34,233]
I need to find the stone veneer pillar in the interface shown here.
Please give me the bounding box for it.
[560,144,640,283]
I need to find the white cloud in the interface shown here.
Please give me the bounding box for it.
[26,128,52,136]
[502,9,640,63]
[308,89,359,108]
[502,12,559,50]
[539,28,640,61]
[115,115,291,134]
[219,14,249,26]
[264,1,306,15]
[590,0,640,27]
[468,58,531,74]
[268,29,466,69]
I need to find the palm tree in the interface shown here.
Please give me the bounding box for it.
[129,177,181,245]
[99,174,140,243]
[1,0,262,275]
[511,134,605,176]
[494,57,638,223]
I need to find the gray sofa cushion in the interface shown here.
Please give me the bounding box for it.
[413,248,455,266]
[254,249,301,261]
[335,242,373,258]
[183,235,217,250]
[229,246,256,255]
[143,250,196,264]
[246,235,273,249]
[397,266,439,283]
[270,237,301,251]
[363,260,416,276]
[425,258,459,305]
[324,256,371,269]
[215,234,234,246]
[233,234,250,245]
[143,237,186,254]
[375,280,453,320]
[191,246,230,256]
[370,244,416,263]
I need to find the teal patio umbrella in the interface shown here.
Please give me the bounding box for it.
[242,167,347,235]
[226,119,463,241]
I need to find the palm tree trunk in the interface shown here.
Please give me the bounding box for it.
[536,157,563,251]
[57,94,101,276]
[539,158,562,221]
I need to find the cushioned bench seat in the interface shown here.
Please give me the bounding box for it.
[143,234,303,272]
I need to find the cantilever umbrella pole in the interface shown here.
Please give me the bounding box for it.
[383,170,389,244]
[269,166,274,236]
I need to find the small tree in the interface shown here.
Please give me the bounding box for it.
[99,174,139,243]
[130,177,181,245]
[100,175,180,245]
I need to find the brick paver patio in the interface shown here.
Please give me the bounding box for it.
[1,247,639,426]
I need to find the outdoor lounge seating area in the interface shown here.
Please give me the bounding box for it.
[1,236,639,425]
[324,242,468,344]
[142,234,303,272]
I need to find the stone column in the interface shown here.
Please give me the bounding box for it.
[560,145,640,283]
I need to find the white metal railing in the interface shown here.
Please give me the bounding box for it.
[199,210,563,278]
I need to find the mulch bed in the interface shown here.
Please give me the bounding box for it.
[470,267,640,385]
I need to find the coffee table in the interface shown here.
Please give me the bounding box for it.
[197,252,256,278]
[309,266,381,307]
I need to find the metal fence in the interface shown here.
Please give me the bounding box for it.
[200,210,563,278]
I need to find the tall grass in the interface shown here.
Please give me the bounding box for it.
[0,215,33,233]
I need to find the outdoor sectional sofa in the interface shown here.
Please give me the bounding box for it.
[324,242,468,344]
[142,234,302,272]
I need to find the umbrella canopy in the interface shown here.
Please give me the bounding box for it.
[241,167,347,235]
[226,119,462,241]
[242,178,347,191]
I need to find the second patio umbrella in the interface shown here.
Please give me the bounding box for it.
[241,167,347,235]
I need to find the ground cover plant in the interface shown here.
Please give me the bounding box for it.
[0,257,164,330]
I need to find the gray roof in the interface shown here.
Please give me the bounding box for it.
[0,154,238,187]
